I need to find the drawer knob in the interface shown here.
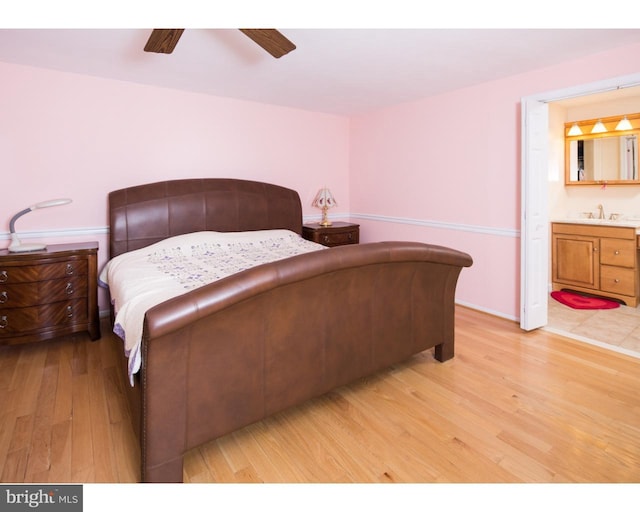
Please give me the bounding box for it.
[65,282,74,295]
[0,291,7,304]
[614,278,620,283]
[0,271,7,283]
[66,305,73,318]
[614,250,620,255]
[0,315,7,329]
[66,264,74,275]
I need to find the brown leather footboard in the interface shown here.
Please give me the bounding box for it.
[138,241,472,482]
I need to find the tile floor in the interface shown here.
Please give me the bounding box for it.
[545,294,640,359]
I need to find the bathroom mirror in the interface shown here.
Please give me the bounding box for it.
[564,113,640,185]
[565,131,639,185]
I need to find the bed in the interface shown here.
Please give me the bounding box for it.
[104,178,473,483]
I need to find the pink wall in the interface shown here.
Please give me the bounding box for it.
[350,42,640,320]
[3,40,640,320]
[0,62,350,310]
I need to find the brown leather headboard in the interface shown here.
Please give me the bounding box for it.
[108,178,303,258]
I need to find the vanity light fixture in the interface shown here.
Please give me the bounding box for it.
[8,198,72,252]
[567,123,583,136]
[591,120,607,134]
[616,116,633,131]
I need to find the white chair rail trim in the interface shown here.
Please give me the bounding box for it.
[0,226,109,240]
[0,214,518,241]
[350,213,519,238]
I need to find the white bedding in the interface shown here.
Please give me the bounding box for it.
[99,229,326,384]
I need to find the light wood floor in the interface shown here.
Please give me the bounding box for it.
[1,306,639,484]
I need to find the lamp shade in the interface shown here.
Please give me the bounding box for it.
[312,188,337,209]
[616,116,633,131]
[567,123,583,136]
[591,120,607,134]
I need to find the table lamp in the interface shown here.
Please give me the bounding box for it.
[312,187,337,227]
[8,198,72,252]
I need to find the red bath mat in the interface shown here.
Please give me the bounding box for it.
[551,290,620,310]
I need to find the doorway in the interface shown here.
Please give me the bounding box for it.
[520,72,640,333]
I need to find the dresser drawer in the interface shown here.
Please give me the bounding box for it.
[0,259,88,284]
[0,299,88,338]
[319,230,358,246]
[0,275,88,308]
[600,238,636,268]
[600,265,636,296]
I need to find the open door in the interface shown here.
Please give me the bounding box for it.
[520,98,549,330]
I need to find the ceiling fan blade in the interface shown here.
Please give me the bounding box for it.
[239,29,296,58]
[144,29,185,54]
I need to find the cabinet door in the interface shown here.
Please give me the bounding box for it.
[552,234,599,289]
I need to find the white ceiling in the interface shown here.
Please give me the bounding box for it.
[1,28,640,115]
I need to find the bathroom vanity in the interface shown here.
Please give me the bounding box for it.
[551,221,640,307]
[551,113,640,306]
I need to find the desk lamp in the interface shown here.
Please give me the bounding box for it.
[8,198,72,252]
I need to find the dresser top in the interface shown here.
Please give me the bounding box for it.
[0,241,98,259]
[302,221,359,230]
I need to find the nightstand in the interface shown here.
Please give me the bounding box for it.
[302,222,360,247]
[0,242,101,346]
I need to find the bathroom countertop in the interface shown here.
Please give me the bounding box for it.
[552,218,640,233]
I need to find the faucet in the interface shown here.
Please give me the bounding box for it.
[597,204,605,219]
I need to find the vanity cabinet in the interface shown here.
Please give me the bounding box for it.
[552,223,639,306]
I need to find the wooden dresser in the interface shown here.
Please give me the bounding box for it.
[0,242,101,345]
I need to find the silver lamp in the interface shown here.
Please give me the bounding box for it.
[312,187,337,227]
[8,198,72,253]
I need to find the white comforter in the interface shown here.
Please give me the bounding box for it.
[99,229,326,384]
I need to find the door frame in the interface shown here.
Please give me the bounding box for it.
[520,72,640,331]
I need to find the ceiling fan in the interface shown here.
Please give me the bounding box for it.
[143,29,296,58]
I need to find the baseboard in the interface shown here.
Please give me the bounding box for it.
[455,300,519,322]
